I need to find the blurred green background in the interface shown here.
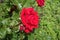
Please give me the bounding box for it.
[0,0,60,40]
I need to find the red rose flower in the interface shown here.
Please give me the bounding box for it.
[20,7,39,33]
[36,0,45,7]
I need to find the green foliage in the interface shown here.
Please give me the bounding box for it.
[0,0,60,40]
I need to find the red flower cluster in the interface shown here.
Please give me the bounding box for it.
[36,0,45,7]
[20,7,39,33]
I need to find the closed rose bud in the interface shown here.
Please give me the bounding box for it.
[36,0,45,7]
[20,24,25,31]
